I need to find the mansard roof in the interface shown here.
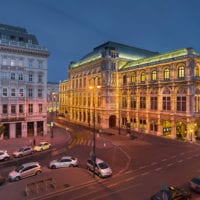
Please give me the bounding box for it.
[70,41,159,68]
[121,47,199,70]
[0,24,38,44]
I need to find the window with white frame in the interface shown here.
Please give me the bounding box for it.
[28,88,33,97]
[11,104,16,114]
[2,88,7,96]
[11,88,16,96]
[2,57,7,65]
[28,73,33,82]
[2,104,8,114]
[38,74,43,83]
[2,72,9,80]
[28,59,33,68]
[28,104,33,113]
[38,60,43,68]
[19,88,24,97]
[38,88,43,98]
[18,73,23,81]
[38,104,42,113]
[11,73,15,80]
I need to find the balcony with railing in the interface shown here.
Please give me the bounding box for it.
[0,39,48,52]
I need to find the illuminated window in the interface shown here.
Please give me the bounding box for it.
[141,72,145,82]
[178,65,185,78]
[131,72,136,83]
[195,64,200,77]
[151,70,157,81]
[38,104,42,113]
[164,68,170,80]
[11,59,15,66]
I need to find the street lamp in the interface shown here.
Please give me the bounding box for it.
[89,84,101,178]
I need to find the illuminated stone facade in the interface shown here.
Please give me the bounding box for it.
[59,41,200,141]
[0,24,49,139]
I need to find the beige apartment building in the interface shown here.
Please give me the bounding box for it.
[59,41,200,141]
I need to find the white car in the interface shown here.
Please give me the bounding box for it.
[49,156,78,169]
[87,158,112,178]
[34,142,51,152]
[0,150,10,161]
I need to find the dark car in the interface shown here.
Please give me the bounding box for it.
[151,186,191,200]
[189,177,200,193]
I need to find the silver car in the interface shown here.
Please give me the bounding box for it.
[13,146,33,158]
[0,150,10,161]
[86,158,112,178]
[49,156,78,169]
[8,162,42,181]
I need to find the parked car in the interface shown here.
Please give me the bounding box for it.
[0,150,10,161]
[86,158,112,178]
[0,174,5,185]
[13,146,33,158]
[151,185,192,200]
[49,156,78,169]
[8,162,42,181]
[34,142,51,152]
[189,177,200,193]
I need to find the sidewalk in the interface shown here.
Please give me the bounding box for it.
[0,128,70,154]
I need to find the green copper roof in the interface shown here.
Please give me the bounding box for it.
[122,48,199,69]
[70,41,158,68]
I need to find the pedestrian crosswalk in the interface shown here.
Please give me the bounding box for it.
[67,137,108,149]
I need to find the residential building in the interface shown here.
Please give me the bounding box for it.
[0,24,49,139]
[59,41,200,141]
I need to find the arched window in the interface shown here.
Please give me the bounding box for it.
[151,70,157,81]
[195,63,200,77]
[178,65,185,78]
[141,71,145,82]
[131,72,136,83]
[164,68,170,80]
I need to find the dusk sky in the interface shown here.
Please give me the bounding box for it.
[0,0,200,82]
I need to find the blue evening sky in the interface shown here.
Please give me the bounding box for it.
[0,0,200,82]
